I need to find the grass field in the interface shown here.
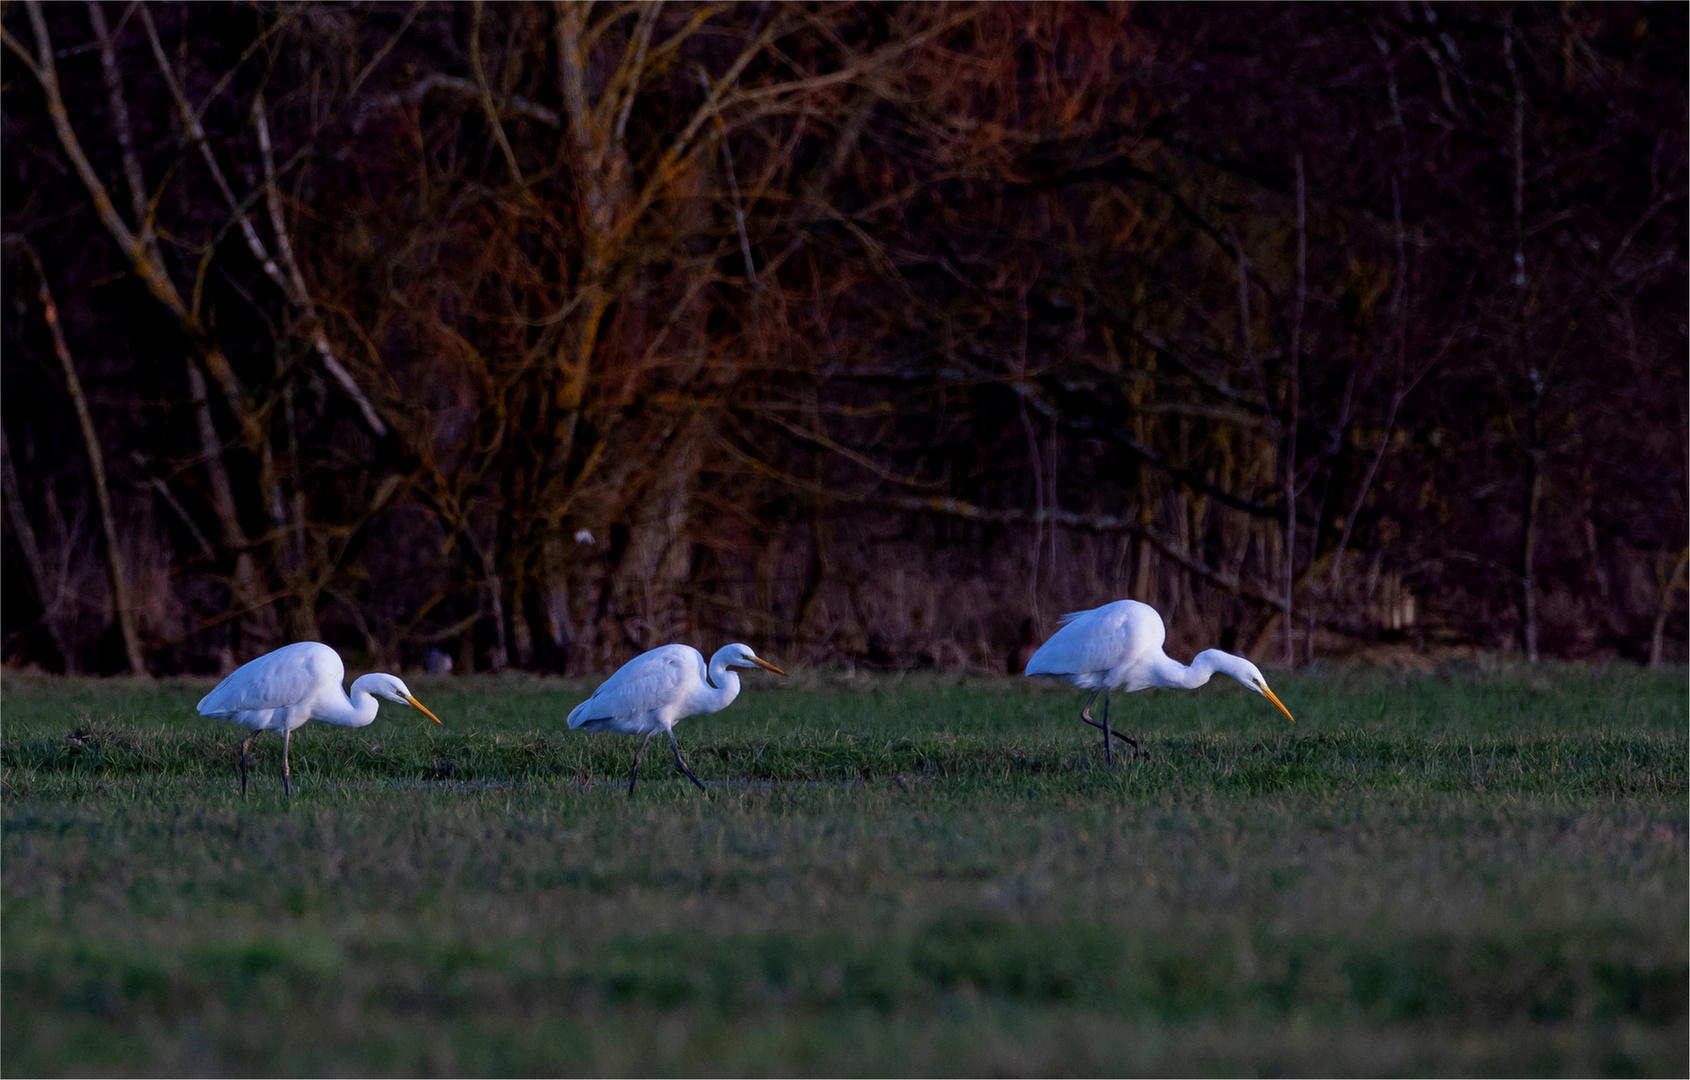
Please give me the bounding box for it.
[2,664,1685,1076]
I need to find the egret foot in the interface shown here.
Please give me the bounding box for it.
[239,734,255,797]
[1082,715,1147,758]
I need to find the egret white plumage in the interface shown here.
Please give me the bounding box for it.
[197,641,441,796]
[568,643,786,795]
[1023,599,1295,762]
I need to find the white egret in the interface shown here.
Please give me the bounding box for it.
[568,643,786,795]
[1023,599,1295,763]
[197,641,441,796]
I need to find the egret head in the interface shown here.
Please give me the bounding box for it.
[363,673,442,723]
[1226,656,1295,723]
[726,644,786,676]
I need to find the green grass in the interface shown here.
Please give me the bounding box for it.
[3,665,1685,1076]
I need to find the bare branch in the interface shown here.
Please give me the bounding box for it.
[25,246,146,674]
[83,0,149,228]
[471,4,525,186]
[254,93,389,437]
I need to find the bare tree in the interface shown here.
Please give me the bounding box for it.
[1,2,1682,673]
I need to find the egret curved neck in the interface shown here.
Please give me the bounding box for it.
[319,676,384,727]
[700,650,745,714]
[1152,649,1237,690]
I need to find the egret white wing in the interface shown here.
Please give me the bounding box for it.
[567,644,702,729]
[1024,600,1165,677]
[197,642,344,716]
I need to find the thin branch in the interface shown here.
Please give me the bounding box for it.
[254,93,388,437]
[83,0,149,228]
[700,68,760,290]
[26,246,146,674]
[138,4,290,296]
[471,4,525,186]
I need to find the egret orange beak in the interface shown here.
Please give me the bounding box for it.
[404,694,443,724]
[747,656,787,676]
[1260,684,1295,723]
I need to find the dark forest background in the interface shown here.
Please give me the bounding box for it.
[1,1,1684,677]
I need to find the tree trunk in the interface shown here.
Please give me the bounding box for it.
[0,426,75,671]
[1505,19,1541,666]
[184,358,270,657]
[1519,439,1543,664]
[1650,550,1686,667]
[32,254,146,674]
[1284,153,1306,668]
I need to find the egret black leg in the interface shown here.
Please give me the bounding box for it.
[629,732,654,796]
[1079,689,1101,727]
[668,729,706,793]
[1082,709,1145,756]
[1114,689,1145,759]
[1101,689,1114,765]
[239,735,254,797]
[1099,691,1148,759]
[282,729,293,798]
